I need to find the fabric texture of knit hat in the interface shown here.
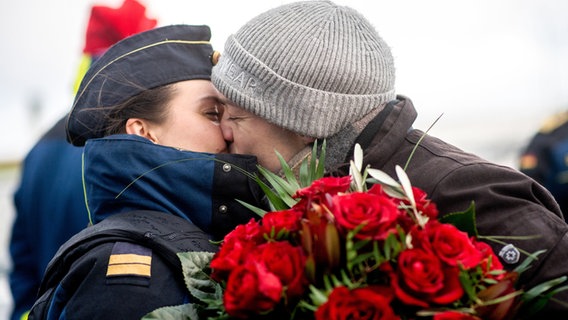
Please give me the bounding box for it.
[212,0,396,138]
[67,24,217,146]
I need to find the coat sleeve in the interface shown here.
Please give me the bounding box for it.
[432,162,568,315]
[8,192,37,320]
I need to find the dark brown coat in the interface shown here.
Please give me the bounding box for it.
[338,96,568,315]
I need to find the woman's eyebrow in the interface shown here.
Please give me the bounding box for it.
[195,94,224,104]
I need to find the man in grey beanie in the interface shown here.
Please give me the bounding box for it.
[212,0,568,315]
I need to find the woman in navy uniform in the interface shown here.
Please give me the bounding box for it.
[29,25,266,319]
[9,3,157,318]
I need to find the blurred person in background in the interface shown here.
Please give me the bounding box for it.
[520,110,568,219]
[8,1,157,319]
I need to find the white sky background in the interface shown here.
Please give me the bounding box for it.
[1,0,568,167]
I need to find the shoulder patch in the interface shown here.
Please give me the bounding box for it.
[106,242,152,278]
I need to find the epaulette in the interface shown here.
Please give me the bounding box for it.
[106,242,152,278]
[539,111,568,134]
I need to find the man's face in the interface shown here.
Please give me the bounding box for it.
[220,103,308,172]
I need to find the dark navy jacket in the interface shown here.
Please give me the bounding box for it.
[29,134,266,319]
[10,116,89,320]
[81,134,263,240]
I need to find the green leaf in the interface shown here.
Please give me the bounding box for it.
[297,140,326,187]
[383,231,405,261]
[308,141,319,183]
[376,184,406,200]
[258,166,297,201]
[458,270,478,301]
[366,168,401,189]
[353,143,363,173]
[142,303,200,320]
[513,249,546,274]
[308,284,329,306]
[350,160,364,192]
[242,139,328,213]
[439,201,478,237]
[299,156,311,187]
[177,251,221,302]
[480,290,524,306]
[236,199,268,217]
[255,169,295,210]
[316,140,326,179]
[350,251,376,267]
[521,283,568,316]
[522,276,568,301]
[275,151,301,191]
[396,166,414,206]
[403,113,443,171]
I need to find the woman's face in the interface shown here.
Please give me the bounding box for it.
[146,80,228,153]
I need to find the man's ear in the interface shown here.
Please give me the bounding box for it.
[125,118,158,143]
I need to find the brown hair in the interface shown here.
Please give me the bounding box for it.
[103,83,176,137]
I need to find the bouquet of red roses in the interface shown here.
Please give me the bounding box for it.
[144,143,565,320]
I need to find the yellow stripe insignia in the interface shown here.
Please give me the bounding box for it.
[106,242,152,278]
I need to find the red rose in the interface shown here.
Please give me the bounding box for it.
[210,219,265,281]
[331,192,400,241]
[224,218,265,244]
[293,176,351,209]
[408,186,438,219]
[315,286,400,320]
[368,184,418,232]
[472,239,505,280]
[434,311,482,320]
[262,208,303,237]
[417,221,483,270]
[390,247,464,307]
[367,183,385,195]
[294,176,351,199]
[210,236,257,282]
[224,261,283,318]
[251,241,308,300]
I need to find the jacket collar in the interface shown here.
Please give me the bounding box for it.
[83,134,217,229]
[360,95,418,169]
[328,95,418,174]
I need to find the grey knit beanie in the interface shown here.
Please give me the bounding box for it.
[212,0,396,138]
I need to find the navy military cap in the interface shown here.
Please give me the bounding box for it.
[66,24,217,146]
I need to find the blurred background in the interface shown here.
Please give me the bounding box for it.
[1,0,567,318]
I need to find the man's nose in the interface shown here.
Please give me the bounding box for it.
[220,119,233,142]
